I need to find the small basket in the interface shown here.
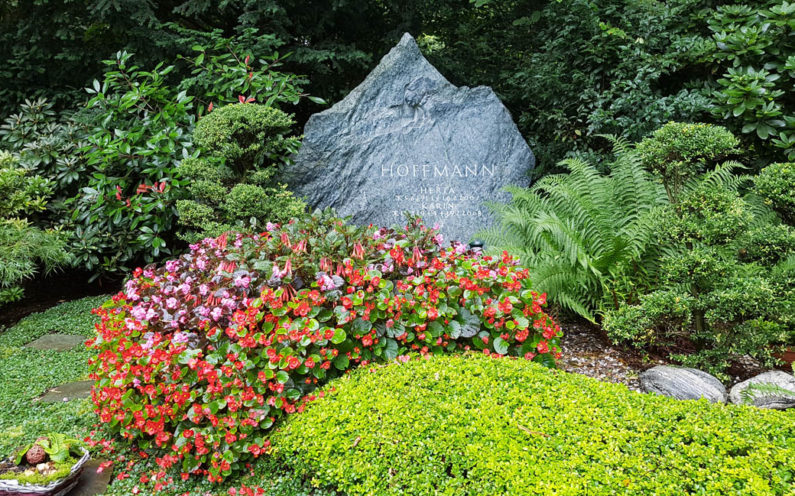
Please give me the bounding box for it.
[0,449,90,496]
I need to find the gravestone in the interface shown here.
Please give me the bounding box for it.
[286,33,534,243]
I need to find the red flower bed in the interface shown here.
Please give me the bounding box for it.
[87,212,560,484]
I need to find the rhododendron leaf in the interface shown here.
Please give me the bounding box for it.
[493,337,509,355]
[331,329,346,344]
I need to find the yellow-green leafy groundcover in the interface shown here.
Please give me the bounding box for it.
[271,354,795,496]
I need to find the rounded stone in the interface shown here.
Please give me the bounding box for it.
[640,365,727,403]
[729,370,795,410]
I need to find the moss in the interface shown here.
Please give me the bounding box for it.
[273,353,795,496]
[0,456,77,485]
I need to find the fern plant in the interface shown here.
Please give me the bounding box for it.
[479,138,667,321]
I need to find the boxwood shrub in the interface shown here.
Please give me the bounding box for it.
[272,354,795,496]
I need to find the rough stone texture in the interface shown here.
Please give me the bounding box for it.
[25,333,85,351]
[286,33,534,243]
[67,459,111,496]
[38,381,93,403]
[640,366,727,403]
[729,370,795,410]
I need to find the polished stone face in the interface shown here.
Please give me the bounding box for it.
[286,33,534,243]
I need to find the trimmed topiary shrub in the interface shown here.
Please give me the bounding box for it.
[175,157,305,242]
[636,122,739,203]
[192,103,299,174]
[755,162,795,224]
[88,211,560,486]
[272,354,795,496]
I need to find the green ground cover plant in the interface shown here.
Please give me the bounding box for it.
[0,296,107,455]
[273,353,795,496]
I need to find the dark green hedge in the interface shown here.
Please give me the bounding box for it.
[272,354,794,495]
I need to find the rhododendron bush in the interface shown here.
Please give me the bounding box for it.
[87,211,560,485]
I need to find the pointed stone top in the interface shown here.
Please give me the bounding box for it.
[322,33,448,116]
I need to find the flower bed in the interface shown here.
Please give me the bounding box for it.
[87,212,560,485]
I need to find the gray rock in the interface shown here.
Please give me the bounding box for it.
[25,333,85,351]
[37,380,93,403]
[729,371,795,410]
[640,366,727,403]
[286,33,534,243]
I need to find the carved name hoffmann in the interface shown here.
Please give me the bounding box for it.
[381,164,498,178]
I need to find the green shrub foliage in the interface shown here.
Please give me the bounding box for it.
[192,103,299,174]
[479,138,667,321]
[0,152,69,304]
[755,162,795,223]
[177,103,305,242]
[272,354,795,496]
[636,122,740,203]
[605,124,793,376]
[66,51,195,280]
[708,1,795,161]
[0,98,88,214]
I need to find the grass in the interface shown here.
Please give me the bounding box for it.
[0,295,108,456]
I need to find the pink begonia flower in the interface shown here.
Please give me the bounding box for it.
[199,284,209,296]
[131,306,147,320]
[234,275,251,288]
[166,297,178,309]
[211,307,223,321]
[317,274,335,291]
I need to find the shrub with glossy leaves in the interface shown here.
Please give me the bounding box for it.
[88,211,559,486]
[272,353,795,496]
